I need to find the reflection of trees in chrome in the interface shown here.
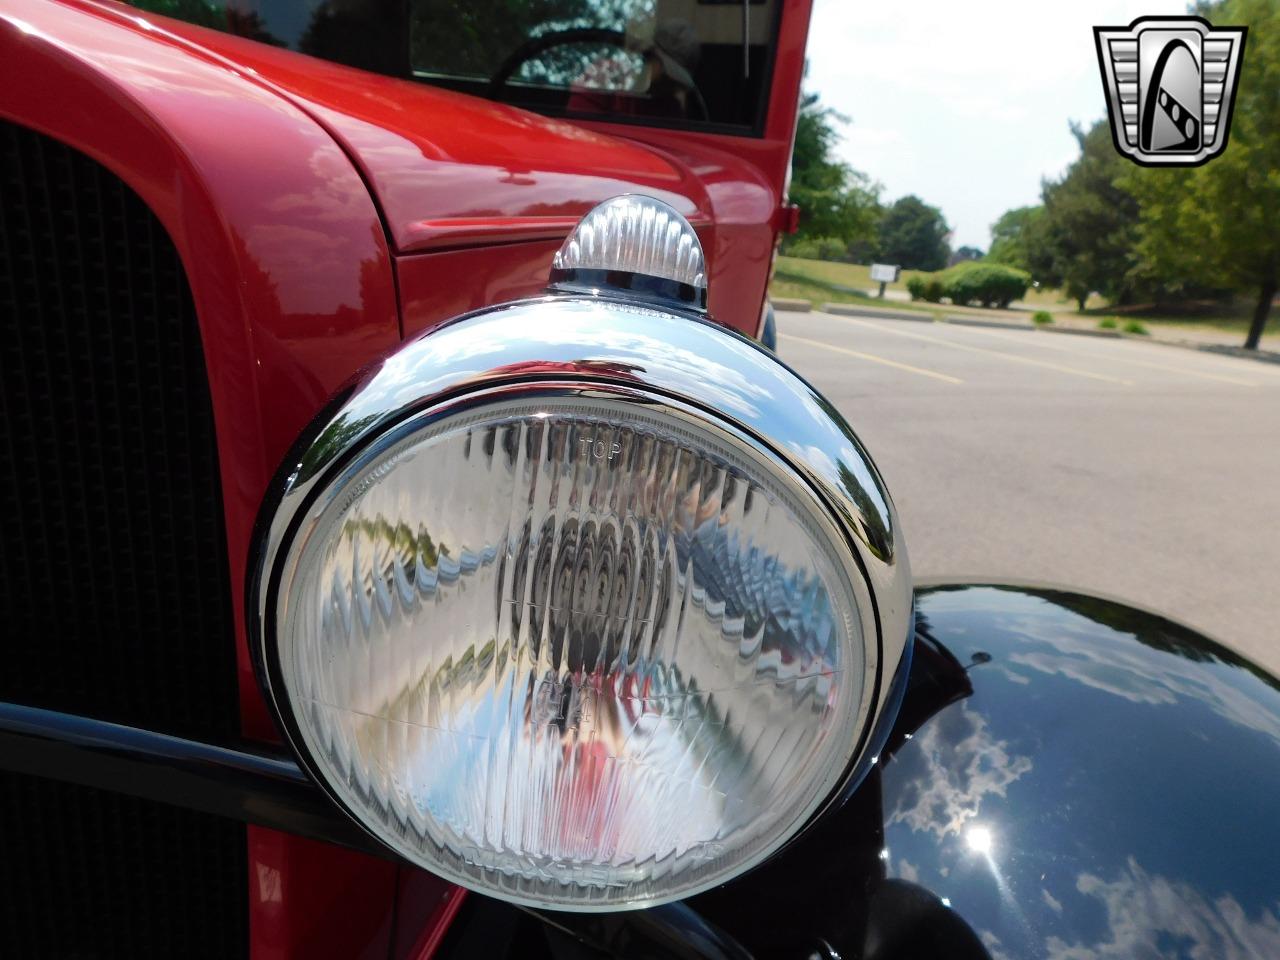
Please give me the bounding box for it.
[836,458,892,562]
[339,514,447,571]
[806,388,893,563]
[298,411,381,483]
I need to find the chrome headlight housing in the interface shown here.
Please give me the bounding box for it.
[253,198,911,911]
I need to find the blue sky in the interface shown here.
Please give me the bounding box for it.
[805,0,1192,250]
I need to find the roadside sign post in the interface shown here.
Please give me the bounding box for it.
[869,263,901,299]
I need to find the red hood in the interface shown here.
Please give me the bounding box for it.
[76,0,790,333]
[124,17,714,255]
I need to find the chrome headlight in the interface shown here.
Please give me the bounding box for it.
[253,197,911,911]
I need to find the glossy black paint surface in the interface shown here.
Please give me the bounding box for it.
[684,584,1280,959]
[6,585,1278,958]
[0,701,379,856]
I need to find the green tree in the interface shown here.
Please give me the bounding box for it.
[877,195,950,271]
[1123,0,1279,349]
[987,205,1048,274]
[1036,121,1144,310]
[787,92,882,253]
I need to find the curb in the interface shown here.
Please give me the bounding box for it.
[1131,335,1280,365]
[822,302,935,322]
[1197,343,1280,365]
[943,315,1122,338]
[802,298,1280,362]
[943,315,1031,331]
[769,297,812,313]
[827,306,1126,340]
[1037,325,1121,339]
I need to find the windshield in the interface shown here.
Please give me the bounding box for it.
[127,0,779,134]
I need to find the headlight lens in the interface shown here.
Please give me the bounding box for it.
[274,390,869,909]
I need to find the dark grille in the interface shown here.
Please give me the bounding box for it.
[0,119,240,741]
[0,121,246,953]
[0,772,247,958]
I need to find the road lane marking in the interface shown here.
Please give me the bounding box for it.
[952,324,1258,387]
[824,314,1135,385]
[781,333,963,384]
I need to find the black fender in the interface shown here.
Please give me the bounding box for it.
[680,583,1280,958]
[434,583,1280,957]
[760,303,777,352]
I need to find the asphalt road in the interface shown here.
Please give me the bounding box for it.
[776,308,1280,673]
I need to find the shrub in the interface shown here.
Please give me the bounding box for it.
[1032,310,1053,325]
[906,274,945,302]
[1098,316,1118,329]
[939,261,1031,308]
[784,235,848,262]
[1123,320,1149,335]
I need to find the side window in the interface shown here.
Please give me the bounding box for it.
[126,0,777,133]
[410,0,777,131]
[125,0,410,75]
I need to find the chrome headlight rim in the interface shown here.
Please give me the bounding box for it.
[250,295,911,911]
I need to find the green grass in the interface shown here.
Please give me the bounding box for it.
[770,272,940,315]
[774,256,1277,345]
[1078,298,1277,343]
[1123,320,1150,336]
[776,256,930,296]
[1125,316,1274,342]
[1032,310,1053,325]
[775,255,1101,310]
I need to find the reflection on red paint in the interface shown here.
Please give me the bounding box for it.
[394,870,468,960]
[248,827,399,960]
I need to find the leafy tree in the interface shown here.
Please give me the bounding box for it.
[940,261,1031,308]
[951,245,985,264]
[877,195,950,271]
[1123,0,1280,348]
[786,92,882,253]
[1036,121,1144,310]
[987,205,1049,275]
[785,236,850,262]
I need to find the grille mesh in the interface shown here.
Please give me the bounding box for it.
[0,121,246,954]
[0,119,240,741]
[0,772,247,958]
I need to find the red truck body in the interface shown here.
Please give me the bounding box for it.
[0,2,811,953]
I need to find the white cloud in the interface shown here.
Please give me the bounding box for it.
[1045,858,1280,960]
[1000,614,1280,748]
[884,701,1033,840]
[980,929,1017,960]
[805,0,1190,248]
